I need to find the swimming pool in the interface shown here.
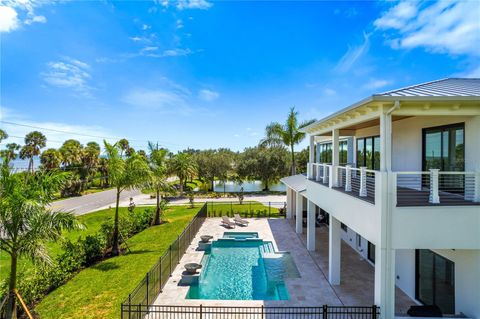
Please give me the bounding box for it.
[222,232,259,239]
[186,236,300,300]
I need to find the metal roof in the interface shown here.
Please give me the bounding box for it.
[280,174,307,192]
[375,78,480,97]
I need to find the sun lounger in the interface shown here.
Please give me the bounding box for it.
[234,214,249,226]
[221,216,236,228]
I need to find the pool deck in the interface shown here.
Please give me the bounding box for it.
[153,218,415,312]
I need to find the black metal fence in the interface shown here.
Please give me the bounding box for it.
[122,203,207,319]
[121,305,379,319]
[206,201,286,218]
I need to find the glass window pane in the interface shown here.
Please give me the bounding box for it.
[453,128,464,171]
[434,254,455,314]
[418,250,434,305]
[374,136,381,170]
[357,139,364,168]
[425,131,442,170]
[365,138,373,169]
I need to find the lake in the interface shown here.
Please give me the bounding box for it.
[213,180,286,192]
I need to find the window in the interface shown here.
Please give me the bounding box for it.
[356,136,381,170]
[318,140,349,164]
[423,123,465,193]
[416,250,455,314]
[367,241,375,264]
[340,223,347,232]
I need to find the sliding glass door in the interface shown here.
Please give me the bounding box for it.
[416,250,455,314]
[422,123,465,192]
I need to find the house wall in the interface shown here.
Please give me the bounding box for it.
[351,115,479,172]
[340,225,369,260]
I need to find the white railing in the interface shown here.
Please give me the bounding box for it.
[395,170,480,206]
[309,163,376,204]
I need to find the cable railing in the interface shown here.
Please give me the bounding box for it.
[309,163,376,204]
[396,170,480,206]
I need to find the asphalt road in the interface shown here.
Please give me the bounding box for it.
[49,188,142,215]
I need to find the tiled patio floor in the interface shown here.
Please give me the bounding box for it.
[154,217,416,313]
[286,220,416,315]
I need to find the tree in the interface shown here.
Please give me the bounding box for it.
[40,148,62,170]
[295,147,310,174]
[169,152,197,196]
[104,140,151,256]
[0,160,79,319]
[19,131,47,173]
[1,143,21,162]
[81,142,101,187]
[147,142,171,225]
[260,107,315,175]
[0,129,7,143]
[59,139,83,167]
[237,146,289,191]
[194,149,235,191]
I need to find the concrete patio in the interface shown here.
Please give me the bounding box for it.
[154,217,416,313]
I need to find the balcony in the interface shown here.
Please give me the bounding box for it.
[308,163,480,207]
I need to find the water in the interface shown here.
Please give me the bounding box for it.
[187,237,299,300]
[213,180,286,192]
[222,232,259,239]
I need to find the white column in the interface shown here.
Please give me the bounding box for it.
[379,105,393,172]
[429,169,440,204]
[309,135,315,164]
[331,129,340,187]
[286,188,293,219]
[295,192,303,234]
[328,215,341,285]
[374,246,396,319]
[306,200,316,251]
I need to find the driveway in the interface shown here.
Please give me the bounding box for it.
[49,189,141,215]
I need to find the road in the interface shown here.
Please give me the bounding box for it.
[49,189,142,215]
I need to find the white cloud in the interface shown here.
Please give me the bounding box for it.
[363,79,392,90]
[176,19,184,29]
[335,32,370,73]
[160,48,192,57]
[454,65,480,78]
[374,1,480,56]
[25,14,46,25]
[0,6,19,32]
[198,89,219,102]
[122,87,193,115]
[142,24,151,30]
[0,107,116,150]
[41,57,93,97]
[177,0,212,10]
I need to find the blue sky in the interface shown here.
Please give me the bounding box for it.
[1,0,479,153]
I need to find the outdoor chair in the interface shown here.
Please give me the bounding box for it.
[221,216,236,228]
[234,214,249,226]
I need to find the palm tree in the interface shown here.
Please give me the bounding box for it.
[59,139,83,167]
[103,140,151,256]
[147,142,172,225]
[82,142,101,188]
[169,152,197,196]
[0,160,80,319]
[1,143,21,162]
[40,148,62,171]
[0,129,7,143]
[260,107,315,175]
[19,131,47,173]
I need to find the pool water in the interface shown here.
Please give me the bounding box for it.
[222,232,259,239]
[187,238,299,300]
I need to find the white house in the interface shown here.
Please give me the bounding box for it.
[281,78,480,319]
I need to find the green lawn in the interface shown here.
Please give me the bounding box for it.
[206,201,282,218]
[34,205,200,319]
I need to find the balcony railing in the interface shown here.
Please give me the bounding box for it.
[395,170,480,207]
[308,163,376,204]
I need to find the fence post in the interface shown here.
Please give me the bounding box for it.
[268,202,271,217]
[345,165,352,192]
[178,236,181,264]
[169,245,172,276]
[429,169,440,204]
[159,259,163,293]
[372,305,377,319]
[146,272,149,306]
[128,294,131,319]
[322,304,328,319]
[359,166,367,197]
[261,305,264,319]
[200,304,203,319]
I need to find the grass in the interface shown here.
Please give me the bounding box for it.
[34,205,200,319]
[207,201,282,217]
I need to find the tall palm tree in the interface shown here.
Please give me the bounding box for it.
[147,142,172,225]
[19,131,47,173]
[260,107,315,175]
[103,141,151,256]
[40,148,62,171]
[1,143,21,162]
[0,129,7,143]
[82,142,101,188]
[169,152,197,196]
[0,160,80,319]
